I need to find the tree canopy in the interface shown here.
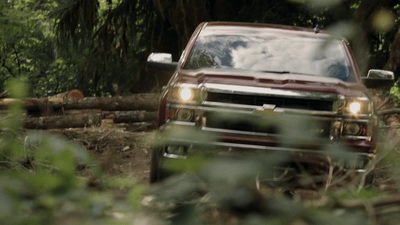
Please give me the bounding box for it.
[1,0,400,97]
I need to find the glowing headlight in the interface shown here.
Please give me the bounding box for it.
[334,98,372,115]
[179,87,193,101]
[349,102,361,114]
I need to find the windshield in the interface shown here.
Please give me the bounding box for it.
[184,30,355,82]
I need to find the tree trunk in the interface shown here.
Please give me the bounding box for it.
[62,94,160,111]
[0,98,22,108]
[24,113,102,129]
[102,110,158,123]
[0,93,160,112]
[63,109,102,115]
[385,27,400,80]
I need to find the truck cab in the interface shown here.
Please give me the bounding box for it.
[148,22,394,185]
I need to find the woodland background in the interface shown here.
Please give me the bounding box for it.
[1,0,400,98]
[2,1,400,224]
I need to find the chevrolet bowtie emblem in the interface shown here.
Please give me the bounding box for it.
[255,104,276,115]
[262,104,276,110]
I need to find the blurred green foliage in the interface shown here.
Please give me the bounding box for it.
[148,112,400,225]
[0,80,146,224]
[0,0,82,97]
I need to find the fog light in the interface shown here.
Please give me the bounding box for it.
[343,122,362,136]
[166,146,187,156]
[176,109,194,122]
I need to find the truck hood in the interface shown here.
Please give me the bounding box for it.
[175,68,368,98]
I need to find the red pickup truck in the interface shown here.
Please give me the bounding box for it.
[148,22,394,185]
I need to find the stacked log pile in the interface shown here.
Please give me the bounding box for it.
[0,89,160,130]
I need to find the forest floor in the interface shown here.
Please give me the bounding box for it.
[48,90,400,193]
[50,122,156,185]
[48,114,400,193]
[43,96,400,224]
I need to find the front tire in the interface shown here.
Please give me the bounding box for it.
[149,147,163,183]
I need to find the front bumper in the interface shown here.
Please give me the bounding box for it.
[156,123,375,173]
[157,84,378,175]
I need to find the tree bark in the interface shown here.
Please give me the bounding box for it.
[378,108,400,116]
[0,98,22,108]
[24,113,102,129]
[51,89,84,100]
[102,110,158,123]
[63,109,102,115]
[62,94,160,111]
[385,27,400,80]
[0,93,160,112]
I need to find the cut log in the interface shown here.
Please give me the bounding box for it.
[51,89,84,100]
[0,98,23,108]
[24,113,102,129]
[62,94,160,111]
[24,98,60,116]
[0,93,160,113]
[23,110,158,129]
[63,109,102,115]
[0,98,58,112]
[102,110,158,123]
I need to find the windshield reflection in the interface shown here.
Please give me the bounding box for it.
[184,33,355,82]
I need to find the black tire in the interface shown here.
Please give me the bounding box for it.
[363,171,375,187]
[149,147,163,183]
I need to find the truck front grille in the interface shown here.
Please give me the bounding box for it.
[204,111,332,139]
[206,92,333,111]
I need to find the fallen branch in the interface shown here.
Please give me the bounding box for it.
[376,97,390,110]
[336,196,400,210]
[378,108,400,116]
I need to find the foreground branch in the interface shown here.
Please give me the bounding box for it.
[378,108,400,116]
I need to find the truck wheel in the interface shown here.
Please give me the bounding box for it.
[149,147,163,183]
[363,171,375,187]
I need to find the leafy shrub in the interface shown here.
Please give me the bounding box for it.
[0,80,146,224]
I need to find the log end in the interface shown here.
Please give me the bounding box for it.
[66,89,85,99]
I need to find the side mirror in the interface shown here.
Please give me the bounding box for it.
[147,53,173,63]
[146,53,178,89]
[362,69,395,88]
[146,53,178,71]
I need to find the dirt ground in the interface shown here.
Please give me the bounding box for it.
[51,122,156,185]
[48,92,400,189]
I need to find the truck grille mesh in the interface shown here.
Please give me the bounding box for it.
[206,92,333,111]
[204,111,332,138]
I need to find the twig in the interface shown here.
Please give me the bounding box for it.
[324,157,333,191]
[0,160,31,171]
[337,196,400,209]
[35,162,60,172]
[0,90,8,99]
[377,97,389,110]
[98,130,113,141]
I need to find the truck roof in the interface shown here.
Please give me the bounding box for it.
[201,22,332,39]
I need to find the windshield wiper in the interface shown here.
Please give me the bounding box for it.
[259,70,314,76]
[260,70,291,74]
